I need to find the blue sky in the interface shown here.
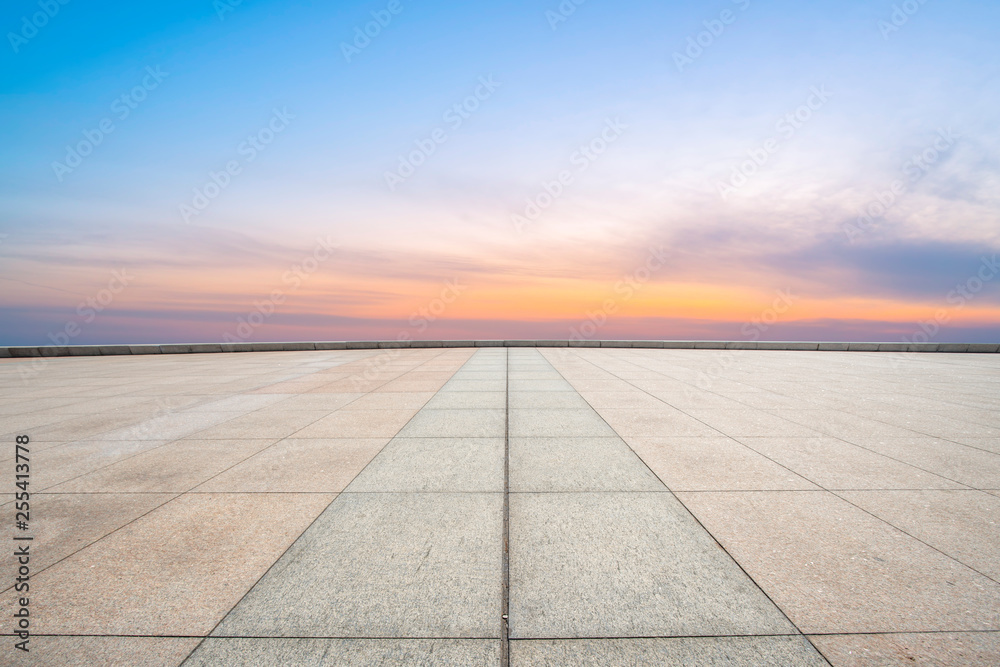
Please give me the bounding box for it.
[1,0,998,344]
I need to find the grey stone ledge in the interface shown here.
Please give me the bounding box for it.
[1,340,996,358]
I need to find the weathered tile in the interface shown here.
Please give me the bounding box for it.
[628,436,818,491]
[48,438,278,493]
[396,409,505,438]
[186,638,500,666]
[509,409,615,437]
[214,492,502,638]
[509,437,662,492]
[810,631,1000,667]
[679,490,1000,633]
[346,437,503,492]
[837,489,1000,580]
[510,636,828,666]
[15,636,201,667]
[735,437,963,490]
[293,409,419,438]
[195,438,390,492]
[509,492,795,638]
[0,493,334,635]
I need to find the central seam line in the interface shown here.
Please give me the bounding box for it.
[501,346,511,666]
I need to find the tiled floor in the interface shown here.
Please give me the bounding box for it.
[1,346,999,665]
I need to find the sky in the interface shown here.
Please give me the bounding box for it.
[1,0,999,345]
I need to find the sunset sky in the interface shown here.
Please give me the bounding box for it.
[2,0,999,345]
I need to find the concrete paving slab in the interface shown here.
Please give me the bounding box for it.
[25,438,175,488]
[837,489,1000,580]
[593,407,720,437]
[678,490,1000,634]
[0,493,334,635]
[338,391,435,410]
[186,409,330,439]
[194,437,390,492]
[508,390,591,409]
[292,409,419,438]
[274,393,364,410]
[509,437,663,492]
[509,408,616,437]
[213,492,502,638]
[423,390,506,409]
[810,632,1000,667]
[11,637,201,667]
[396,408,505,438]
[0,492,174,579]
[577,390,680,409]
[627,436,819,491]
[186,638,500,666]
[847,437,1000,489]
[509,492,797,638]
[508,379,575,392]
[48,438,278,493]
[346,437,504,492]
[509,636,828,666]
[682,409,824,437]
[734,436,965,490]
[441,379,507,392]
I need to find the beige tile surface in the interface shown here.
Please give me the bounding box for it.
[838,489,1000,580]
[0,493,334,635]
[810,632,1000,667]
[9,636,201,667]
[48,438,279,493]
[594,407,719,437]
[186,409,331,439]
[735,437,964,490]
[195,438,390,492]
[2,347,999,667]
[628,436,818,491]
[1,492,175,580]
[292,409,419,438]
[678,490,1000,633]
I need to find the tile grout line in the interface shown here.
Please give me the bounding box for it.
[609,348,1000,463]
[1,350,382,463]
[11,628,1000,639]
[176,348,472,665]
[542,348,836,667]
[501,347,511,667]
[26,351,447,567]
[569,349,1000,588]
